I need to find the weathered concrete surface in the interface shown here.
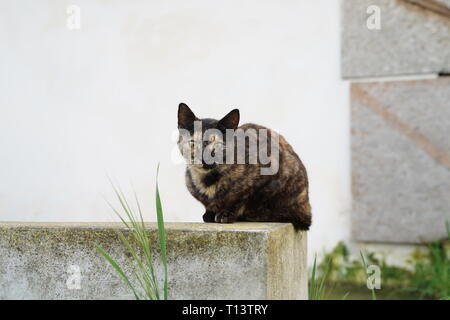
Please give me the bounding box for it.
[351,78,450,243]
[0,222,307,300]
[341,0,450,78]
[405,0,450,17]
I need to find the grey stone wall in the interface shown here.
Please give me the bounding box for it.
[343,0,450,243]
[342,0,450,79]
[351,79,450,243]
[0,222,307,300]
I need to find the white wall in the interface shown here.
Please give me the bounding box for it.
[0,0,350,258]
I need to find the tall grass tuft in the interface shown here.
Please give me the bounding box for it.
[312,221,450,300]
[309,254,332,300]
[96,165,168,300]
[402,221,449,299]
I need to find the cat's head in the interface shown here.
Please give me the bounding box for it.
[177,103,240,171]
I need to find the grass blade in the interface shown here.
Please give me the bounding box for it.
[95,244,140,300]
[156,164,168,300]
[98,173,169,300]
[360,251,377,300]
[309,254,317,299]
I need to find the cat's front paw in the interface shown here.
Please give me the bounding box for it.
[202,210,216,222]
[214,210,235,224]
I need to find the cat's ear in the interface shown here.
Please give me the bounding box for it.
[218,109,240,130]
[178,103,197,129]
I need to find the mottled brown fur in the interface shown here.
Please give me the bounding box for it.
[178,103,312,230]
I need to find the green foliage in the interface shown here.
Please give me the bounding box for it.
[96,166,168,300]
[309,254,332,300]
[360,251,377,300]
[403,238,449,299]
[311,223,450,300]
[155,164,168,300]
[309,247,378,300]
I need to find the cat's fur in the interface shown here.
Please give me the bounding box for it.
[177,103,312,230]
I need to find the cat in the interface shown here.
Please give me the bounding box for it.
[177,103,312,230]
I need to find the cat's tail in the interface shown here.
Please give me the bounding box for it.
[292,214,312,231]
[292,202,312,231]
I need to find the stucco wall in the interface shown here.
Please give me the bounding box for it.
[0,1,350,260]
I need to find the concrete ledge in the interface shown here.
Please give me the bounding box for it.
[0,222,307,300]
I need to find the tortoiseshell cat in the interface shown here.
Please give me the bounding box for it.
[177,103,312,230]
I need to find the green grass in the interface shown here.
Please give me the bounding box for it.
[310,222,450,300]
[399,224,449,299]
[309,254,333,300]
[309,251,377,300]
[360,251,377,300]
[96,165,168,300]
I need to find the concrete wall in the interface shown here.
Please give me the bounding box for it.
[351,78,450,243]
[342,0,450,78]
[0,222,307,300]
[0,1,350,260]
[343,0,450,245]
